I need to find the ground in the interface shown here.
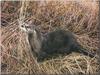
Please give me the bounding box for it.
[1,1,99,75]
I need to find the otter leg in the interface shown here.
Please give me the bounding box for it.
[37,51,48,62]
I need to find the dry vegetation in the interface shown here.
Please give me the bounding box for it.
[1,1,99,75]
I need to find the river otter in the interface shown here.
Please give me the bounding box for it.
[19,23,95,62]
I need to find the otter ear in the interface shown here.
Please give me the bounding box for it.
[33,27,40,34]
[29,25,38,33]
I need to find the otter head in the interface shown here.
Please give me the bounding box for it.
[19,22,36,34]
[19,22,43,58]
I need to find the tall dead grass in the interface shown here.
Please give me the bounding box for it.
[1,1,99,75]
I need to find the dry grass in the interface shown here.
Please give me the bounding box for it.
[1,1,99,75]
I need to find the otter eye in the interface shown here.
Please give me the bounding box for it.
[25,26,30,28]
[21,25,24,27]
[27,26,30,28]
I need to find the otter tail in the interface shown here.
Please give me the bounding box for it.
[78,48,96,58]
[73,44,96,58]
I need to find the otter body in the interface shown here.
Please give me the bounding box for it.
[20,24,95,62]
[38,30,77,60]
